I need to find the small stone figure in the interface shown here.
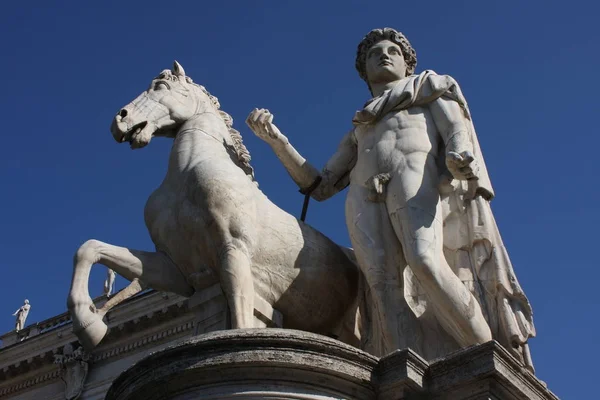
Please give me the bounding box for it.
[13,299,31,332]
[104,268,116,297]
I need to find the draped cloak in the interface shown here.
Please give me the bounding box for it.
[352,70,535,371]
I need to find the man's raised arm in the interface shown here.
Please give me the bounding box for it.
[246,108,356,201]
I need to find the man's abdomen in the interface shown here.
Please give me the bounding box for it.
[351,107,440,188]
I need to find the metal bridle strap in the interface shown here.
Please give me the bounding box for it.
[299,176,322,222]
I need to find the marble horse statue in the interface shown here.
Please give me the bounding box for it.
[67,61,359,350]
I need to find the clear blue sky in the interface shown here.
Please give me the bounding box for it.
[1,1,597,397]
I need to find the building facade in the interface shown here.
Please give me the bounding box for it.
[0,284,280,400]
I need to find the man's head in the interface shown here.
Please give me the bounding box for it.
[356,28,417,92]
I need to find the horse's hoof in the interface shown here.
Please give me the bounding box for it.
[71,305,108,351]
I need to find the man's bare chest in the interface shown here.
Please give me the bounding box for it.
[354,106,439,152]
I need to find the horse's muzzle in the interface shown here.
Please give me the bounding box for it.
[110,114,129,143]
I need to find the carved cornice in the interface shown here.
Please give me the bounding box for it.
[0,287,284,398]
[377,348,429,397]
[106,329,380,400]
[105,332,559,400]
[0,318,194,398]
[427,341,557,400]
[93,320,194,363]
[0,290,193,397]
[0,367,61,397]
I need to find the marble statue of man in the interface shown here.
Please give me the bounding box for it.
[247,28,535,371]
[13,299,31,332]
[104,268,116,297]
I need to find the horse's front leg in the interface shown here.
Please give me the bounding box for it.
[67,239,194,350]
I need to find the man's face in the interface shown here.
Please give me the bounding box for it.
[365,40,407,86]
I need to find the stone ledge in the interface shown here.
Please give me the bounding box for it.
[377,349,429,398]
[426,341,557,400]
[107,329,379,400]
[106,331,559,400]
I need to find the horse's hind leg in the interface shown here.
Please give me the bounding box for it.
[67,239,193,350]
[219,243,255,329]
[97,278,146,315]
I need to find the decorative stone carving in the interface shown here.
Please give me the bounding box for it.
[247,27,535,371]
[12,299,30,332]
[53,343,90,400]
[67,61,359,351]
[104,268,116,297]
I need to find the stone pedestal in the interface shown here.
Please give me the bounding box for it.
[106,329,558,400]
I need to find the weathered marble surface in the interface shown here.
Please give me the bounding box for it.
[67,62,359,352]
[106,329,557,400]
[248,27,535,370]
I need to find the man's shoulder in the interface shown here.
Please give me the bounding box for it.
[407,71,466,109]
[415,69,458,80]
[418,70,462,89]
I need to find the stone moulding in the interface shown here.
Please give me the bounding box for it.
[107,329,379,400]
[376,348,429,398]
[0,290,194,399]
[106,329,559,400]
[93,320,194,363]
[425,341,555,400]
[0,369,62,397]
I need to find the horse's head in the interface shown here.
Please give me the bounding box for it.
[110,61,215,148]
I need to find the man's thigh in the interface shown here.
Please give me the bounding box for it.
[385,181,445,266]
[346,185,406,284]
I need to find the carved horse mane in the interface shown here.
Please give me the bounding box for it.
[159,68,256,183]
[218,109,256,183]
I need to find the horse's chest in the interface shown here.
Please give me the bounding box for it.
[144,186,208,250]
[144,185,217,281]
[144,186,175,241]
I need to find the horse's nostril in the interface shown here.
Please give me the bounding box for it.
[118,109,128,118]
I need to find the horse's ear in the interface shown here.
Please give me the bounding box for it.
[173,60,186,77]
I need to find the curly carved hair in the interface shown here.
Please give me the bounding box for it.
[355,28,417,84]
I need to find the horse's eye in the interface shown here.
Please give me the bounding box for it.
[154,82,168,91]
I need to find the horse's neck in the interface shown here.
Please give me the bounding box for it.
[168,112,231,171]
[181,111,230,141]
